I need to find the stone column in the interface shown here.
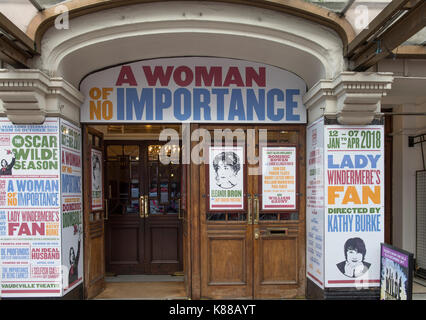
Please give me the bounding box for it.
[0,69,84,299]
[303,71,393,299]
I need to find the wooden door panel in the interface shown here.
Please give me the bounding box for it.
[106,221,145,274]
[83,126,105,299]
[150,226,179,261]
[208,235,247,285]
[109,226,141,263]
[86,234,104,298]
[201,225,253,299]
[254,225,302,298]
[257,232,298,285]
[88,232,104,283]
[146,214,182,274]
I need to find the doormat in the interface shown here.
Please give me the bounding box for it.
[105,275,184,282]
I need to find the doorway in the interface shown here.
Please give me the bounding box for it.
[199,125,306,299]
[82,124,187,299]
[104,140,183,275]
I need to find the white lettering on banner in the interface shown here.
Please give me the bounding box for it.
[80,58,307,123]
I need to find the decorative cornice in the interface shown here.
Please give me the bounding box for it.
[303,72,394,125]
[0,69,84,124]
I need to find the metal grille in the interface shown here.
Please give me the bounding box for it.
[417,171,426,274]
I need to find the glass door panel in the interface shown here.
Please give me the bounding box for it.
[106,145,143,215]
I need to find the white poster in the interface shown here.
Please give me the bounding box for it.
[0,118,62,297]
[91,149,103,210]
[306,118,325,289]
[324,125,384,288]
[209,146,244,211]
[60,120,83,293]
[261,147,296,210]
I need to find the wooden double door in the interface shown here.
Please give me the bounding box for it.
[105,141,183,275]
[199,125,306,299]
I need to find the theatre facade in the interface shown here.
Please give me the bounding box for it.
[0,0,425,300]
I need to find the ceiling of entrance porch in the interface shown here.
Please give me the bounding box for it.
[1,0,393,37]
[32,1,345,89]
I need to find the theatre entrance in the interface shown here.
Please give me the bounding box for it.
[105,141,182,274]
[82,123,306,299]
[104,139,183,275]
[82,124,186,298]
[197,125,306,299]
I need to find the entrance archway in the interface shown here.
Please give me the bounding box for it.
[28,1,350,299]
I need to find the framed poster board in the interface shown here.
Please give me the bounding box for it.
[380,243,414,300]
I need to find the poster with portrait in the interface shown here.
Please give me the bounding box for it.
[91,148,103,210]
[209,146,244,211]
[261,147,296,210]
[60,119,83,293]
[324,125,384,288]
[380,243,414,300]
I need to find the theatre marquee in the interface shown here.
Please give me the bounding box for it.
[80,57,307,124]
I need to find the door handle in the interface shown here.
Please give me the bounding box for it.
[247,194,252,225]
[178,199,183,220]
[254,229,260,240]
[144,195,149,218]
[253,195,259,225]
[139,196,145,218]
[104,199,108,221]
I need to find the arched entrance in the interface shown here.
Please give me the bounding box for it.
[27,1,350,299]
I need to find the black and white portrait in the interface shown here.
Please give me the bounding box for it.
[212,151,241,189]
[92,153,101,192]
[336,237,371,278]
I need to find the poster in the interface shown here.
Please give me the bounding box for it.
[60,120,83,293]
[306,118,325,288]
[0,118,62,297]
[80,57,307,124]
[324,125,384,288]
[91,148,103,210]
[209,146,244,211]
[380,243,414,300]
[261,147,296,210]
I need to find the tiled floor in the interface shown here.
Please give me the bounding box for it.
[93,275,187,300]
[92,275,426,300]
[105,274,184,282]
